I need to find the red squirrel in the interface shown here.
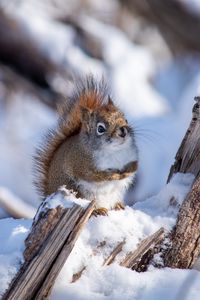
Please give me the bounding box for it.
[34,76,138,215]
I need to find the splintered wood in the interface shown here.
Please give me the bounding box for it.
[164,177,200,268]
[120,227,165,271]
[2,190,95,300]
[164,96,200,268]
[168,96,200,181]
[72,228,165,283]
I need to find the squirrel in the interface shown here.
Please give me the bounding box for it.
[34,75,138,215]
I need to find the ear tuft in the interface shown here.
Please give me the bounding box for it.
[108,95,114,106]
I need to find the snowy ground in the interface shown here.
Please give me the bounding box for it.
[1,1,200,299]
[1,173,200,300]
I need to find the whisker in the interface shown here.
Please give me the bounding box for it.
[134,132,158,146]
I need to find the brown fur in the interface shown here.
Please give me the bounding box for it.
[34,75,137,199]
[34,75,113,196]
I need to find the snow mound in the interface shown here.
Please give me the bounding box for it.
[0,173,198,300]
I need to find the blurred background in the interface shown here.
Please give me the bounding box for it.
[0,0,200,218]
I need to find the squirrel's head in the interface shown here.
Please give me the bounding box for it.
[80,97,135,151]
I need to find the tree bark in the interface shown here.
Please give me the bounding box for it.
[164,177,200,268]
[168,96,200,182]
[2,189,95,300]
[164,97,200,268]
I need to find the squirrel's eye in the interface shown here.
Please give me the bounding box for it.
[97,122,106,135]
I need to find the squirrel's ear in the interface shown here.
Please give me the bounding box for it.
[108,96,114,106]
[80,106,92,122]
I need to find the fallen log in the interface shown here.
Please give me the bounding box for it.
[2,188,95,300]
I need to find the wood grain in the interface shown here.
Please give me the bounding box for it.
[164,97,200,268]
[2,190,95,300]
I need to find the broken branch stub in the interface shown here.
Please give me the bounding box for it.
[164,96,200,268]
[2,189,95,300]
[168,96,200,182]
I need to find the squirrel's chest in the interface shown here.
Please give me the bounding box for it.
[78,175,134,209]
[95,142,138,170]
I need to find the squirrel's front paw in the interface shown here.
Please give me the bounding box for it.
[121,161,138,175]
[92,207,108,217]
[114,202,125,210]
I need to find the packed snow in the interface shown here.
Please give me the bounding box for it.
[1,173,199,300]
[35,187,91,221]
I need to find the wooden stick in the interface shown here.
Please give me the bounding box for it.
[71,267,86,283]
[103,240,126,266]
[120,228,165,269]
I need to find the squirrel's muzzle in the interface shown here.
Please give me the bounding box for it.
[118,126,128,138]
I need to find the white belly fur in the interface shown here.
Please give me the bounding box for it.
[95,137,138,170]
[78,173,136,209]
[79,137,137,209]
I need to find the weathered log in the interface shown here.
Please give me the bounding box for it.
[2,189,95,300]
[164,97,200,268]
[120,0,200,54]
[168,96,200,182]
[164,177,200,268]
[120,227,165,270]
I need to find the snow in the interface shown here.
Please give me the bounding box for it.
[0,173,198,299]
[0,6,198,205]
[0,187,36,219]
[35,187,90,221]
[0,218,32,295]
[51,266,200,300]
[0,1,200,299]
[0,93,56,207]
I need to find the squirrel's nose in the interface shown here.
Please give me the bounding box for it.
[118,126,127,138]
